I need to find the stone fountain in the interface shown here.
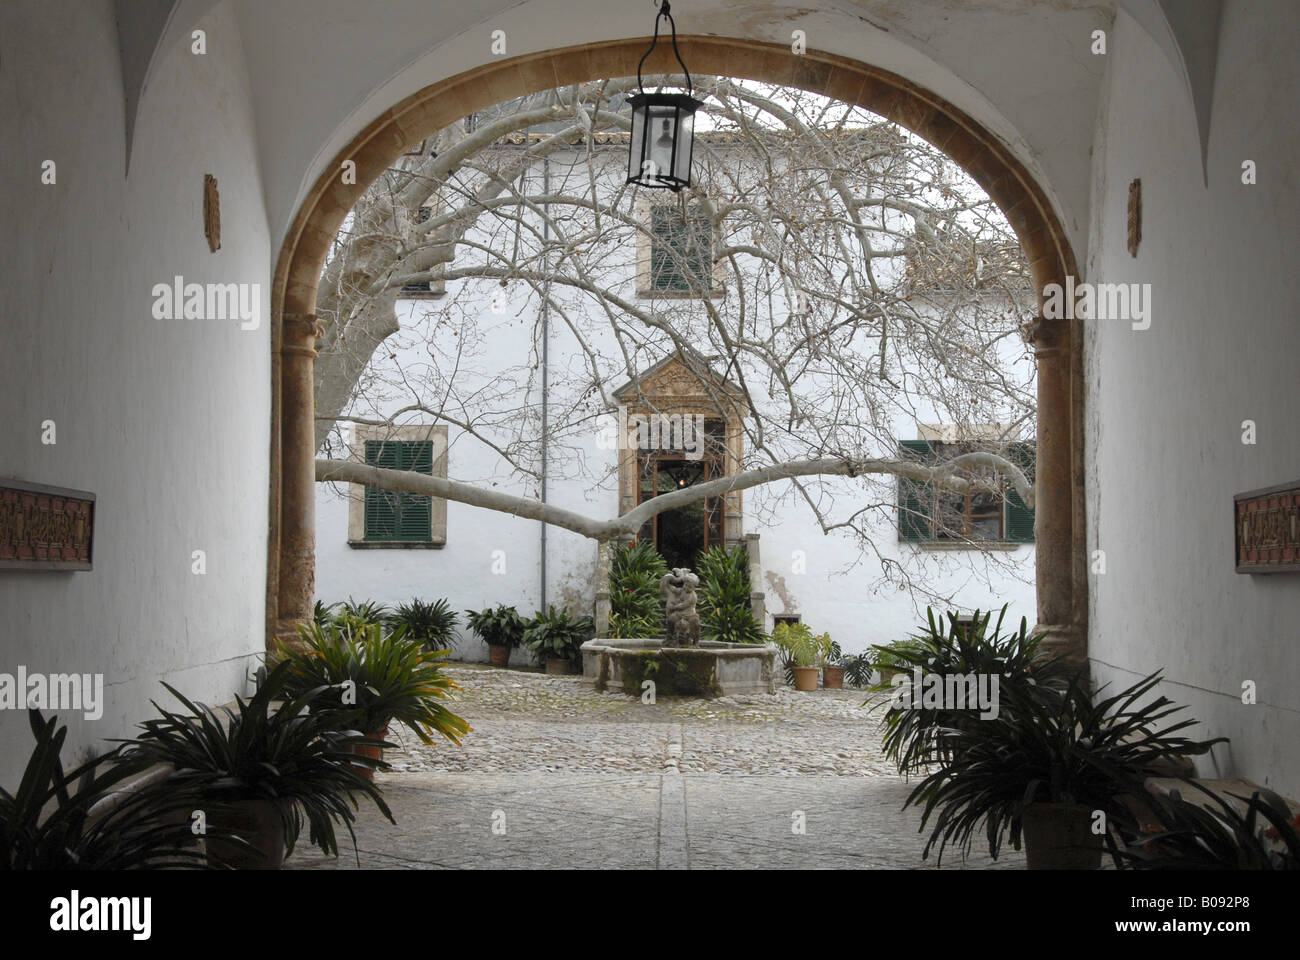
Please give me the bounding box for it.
[580,567,775,697]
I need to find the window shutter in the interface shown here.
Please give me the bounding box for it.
[364,439,434,542]
[1004,440,1036,542]
[651,204,711,293]
[898,439,935,542]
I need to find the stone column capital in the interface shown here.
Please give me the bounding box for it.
[280,312,322,358]
[1022,315,1067,358]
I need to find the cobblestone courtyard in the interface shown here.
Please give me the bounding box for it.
[293,664,1025,870]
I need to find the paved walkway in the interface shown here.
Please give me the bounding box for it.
[292,664,1024,870]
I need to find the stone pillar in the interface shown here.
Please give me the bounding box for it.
[744,532,767,633]
[276,312,322,643]
[1025,316,1084,666]
[594,539,613,636]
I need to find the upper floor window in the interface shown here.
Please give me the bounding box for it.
[401,204,446,299]
[637,200,720,299]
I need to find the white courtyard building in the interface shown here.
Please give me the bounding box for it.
[313,118,1039,662]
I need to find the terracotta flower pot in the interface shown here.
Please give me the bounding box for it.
[205,798,291,870]
[348,724,389,781]
[822,665,845,689]
[1021,802,1104,870]
[488,643,511,667]
[793,665,820,691]
[545,657,576,676]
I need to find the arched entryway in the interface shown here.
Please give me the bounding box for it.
[267,36,1085,663]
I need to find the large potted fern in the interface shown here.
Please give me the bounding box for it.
[116,661,394,869]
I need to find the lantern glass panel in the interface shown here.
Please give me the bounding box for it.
[647,104,678,183]
[628,99,648,182]
[672,109,694,183]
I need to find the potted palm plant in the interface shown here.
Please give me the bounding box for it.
[2,710,213,869]
[466,604,527,667]
[771,622,822,691]
[523,606,595,674]
[904,670,1225,869]
[277,620,470,779]
[116,660,394,869]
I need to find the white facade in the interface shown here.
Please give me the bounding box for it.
[313,142,1038,661]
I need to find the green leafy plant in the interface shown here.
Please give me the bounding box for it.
[465,604,528,649]
[870,606,1072,775]
[334,597,390,633]
[1109,782,1300,870]
[390,597,459,652]
[609,541,668,638]
[905,671,1226,863]
[696,545,764,644]
[609,610,660,640]
[1,710,216,869]
[312,599,339,629]
[841,651,874,688]
[116,660,395,864]
[523,606,596,664]
[771,622,831,667]
[278,620,470,745]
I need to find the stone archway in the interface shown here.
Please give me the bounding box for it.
[267,36,1086,662]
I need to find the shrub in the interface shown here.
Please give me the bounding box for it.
[1109,782,1300,870]
[278,621,470,745]
[2,710,212,869]
[696,545,764,644]
[904,671,1224,863]
[117,661,395,864]
[870,605,1073,775]
[523,606,596,664]
[391,597,459,652]
[609,542,668,638]
[465,604,528,648]
[334,597,390,634]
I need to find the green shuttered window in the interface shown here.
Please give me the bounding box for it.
[364,439,434,542]
[650,203,712,294]
[896,439,1035,544]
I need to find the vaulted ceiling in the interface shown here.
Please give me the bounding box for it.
[114,0,1223,260]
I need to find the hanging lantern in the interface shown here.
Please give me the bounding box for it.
[627,1,702,192]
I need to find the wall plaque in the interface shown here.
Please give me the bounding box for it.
[1235,480,1300,573]
[0,480,95,571]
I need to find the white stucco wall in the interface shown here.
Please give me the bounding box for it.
[0,3,269,781]
[1086,2,1300,797]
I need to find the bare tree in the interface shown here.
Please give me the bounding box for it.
[312,77,1038,600]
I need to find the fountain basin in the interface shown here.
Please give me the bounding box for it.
[580,638,776,697]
